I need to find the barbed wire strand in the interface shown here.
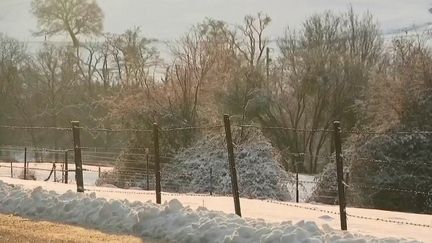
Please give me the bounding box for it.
[0,125,71,131]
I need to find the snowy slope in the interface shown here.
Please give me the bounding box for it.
[1,177,431,242]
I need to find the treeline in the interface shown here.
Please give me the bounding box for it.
[1,5,431,174]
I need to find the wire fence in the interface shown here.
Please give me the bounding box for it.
[0,119,431,231]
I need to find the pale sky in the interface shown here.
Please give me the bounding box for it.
[0,0,431,42]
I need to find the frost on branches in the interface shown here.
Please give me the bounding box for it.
[161,127,293,200]
[97,127,293,200]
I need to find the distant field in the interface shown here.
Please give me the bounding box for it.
[0,214,146,243]
[0,162,113,186]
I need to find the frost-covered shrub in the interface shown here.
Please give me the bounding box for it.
[308,161,348,205]
[97,127,293,200]
[348,133,432,213]
[310,133,432,213]
[311,86,432,213]
[161,127,293,200]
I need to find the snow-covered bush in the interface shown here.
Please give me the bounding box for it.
[160,127,293,200]
[349,133,432,213]
[308,162,340,205]
[310,132,432,213]
[98,127,293,200]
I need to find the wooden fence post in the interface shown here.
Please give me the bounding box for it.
[64,150,68,184]
[24,147,27,180]
[10,161,13,178]
[71,121,84,192]
[223,114,242,217]
[153,123,161,204]
[333,121,347,230]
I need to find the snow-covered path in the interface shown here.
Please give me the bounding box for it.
[1,177,430,242]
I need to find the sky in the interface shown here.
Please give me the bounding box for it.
[0,0,431,42]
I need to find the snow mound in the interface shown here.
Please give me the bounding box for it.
[162,128,293,200]
[0,179,415,243]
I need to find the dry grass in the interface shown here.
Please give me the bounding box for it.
[0,213,150,243]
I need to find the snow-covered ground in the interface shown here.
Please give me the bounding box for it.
[0,162,317,202]
[0,162,113,186]
[288,174,317,203]
[0,177,430,242]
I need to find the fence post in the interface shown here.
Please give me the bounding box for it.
[61,164,64,183]
[333,121,347,231]
[98,166,101,178]
[71,121,84,192]
[10,161,13,178]
[146,151,150,190]
[153,123,161,204]
[295,163,299,203]
[64,150,68,184]
[53,163,57,182]
[223,114,242,217]
[24,147,27,180]
[209,167,213,196]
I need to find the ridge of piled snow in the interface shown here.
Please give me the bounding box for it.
[0,179,420,243]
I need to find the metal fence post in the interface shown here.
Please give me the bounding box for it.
[64,150,68,184]
[71,121,84,192]
[153,123,161,204]
[223,114,242,217]
[333,121,347,230]
[53,162,57,182]
[61,164,64,183]
[296,164,299,203]
[210,167,213,196]
[24,147,27,180]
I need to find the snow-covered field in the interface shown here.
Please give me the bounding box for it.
[0,161,317,202]
[0,162,113,185]
[0,177,430,242]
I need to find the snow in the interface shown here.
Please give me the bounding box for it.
[1,177,430,242]
[157,131,292,200]
[290,174,317,202]
[0,162,112,186]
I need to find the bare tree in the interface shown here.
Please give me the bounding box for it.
[31,0,104,47]
[166,21,226,126]
[106,28,159,89]
[76,41,103,94]
[266,9,383,173]
[228,12,271,68]
[33,45,79,153]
